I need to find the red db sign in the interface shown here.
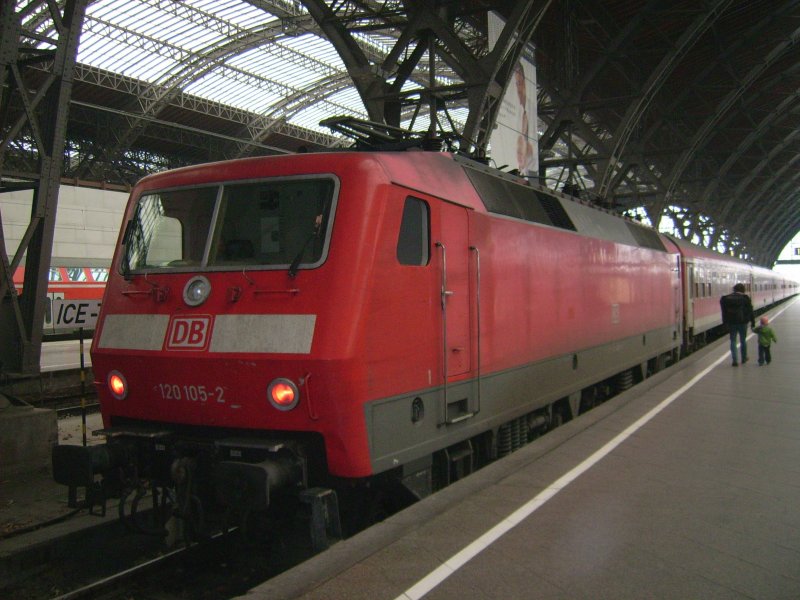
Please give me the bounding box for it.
[165,316,212,351]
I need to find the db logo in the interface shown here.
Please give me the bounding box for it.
[165,316,212,351]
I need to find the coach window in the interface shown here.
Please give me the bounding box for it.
[66,268,87,282]
[396,197,430,266]
[91,268,109,282]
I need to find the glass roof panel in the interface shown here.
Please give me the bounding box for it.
[81,0,224,82]
[63,0,469,143]
[228,43,332,90]
[183,69,286,114]
[191,0,275,29]
[279,34,347,71]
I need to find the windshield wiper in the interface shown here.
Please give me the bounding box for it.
[288,214,323,279]
[121,220,134,280]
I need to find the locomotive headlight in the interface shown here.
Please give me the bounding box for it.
[183,275,211,307]
[108,370,128,400]
[268,378,299,411]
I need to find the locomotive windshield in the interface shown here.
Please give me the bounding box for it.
[122,176,336,273]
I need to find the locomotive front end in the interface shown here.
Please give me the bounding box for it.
[52,158,367,539]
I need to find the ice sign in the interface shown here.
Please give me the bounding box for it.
[52,299,101,331]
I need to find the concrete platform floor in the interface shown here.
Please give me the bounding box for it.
[241,298,800,600]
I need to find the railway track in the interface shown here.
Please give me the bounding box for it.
[3,509,317,600]
[3,384,98,414]
[51,542,191,600]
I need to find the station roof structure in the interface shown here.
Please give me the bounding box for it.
[4,0,800,264]
[1,0,800,375]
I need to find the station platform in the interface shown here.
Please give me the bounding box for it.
[241,297,800,600]
[0,338,94,402]
[0,338,96,477]
[40,339,93,373]
[1,411,105,537]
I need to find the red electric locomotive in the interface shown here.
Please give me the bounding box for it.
[51,149,794,541]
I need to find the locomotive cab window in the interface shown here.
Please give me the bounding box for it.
[209,177,334,268]
[396,197,430,266]
[124,187,217,270]
[122,176,336,273]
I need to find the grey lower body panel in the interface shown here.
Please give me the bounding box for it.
[365,326,677,474]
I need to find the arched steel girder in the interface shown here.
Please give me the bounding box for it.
[637,2,797,156]
[293,0,474,131]
[269,0,456,99]
[596,0,732,199]
[664,25,800,205]
[739,166,800,261]
[538,0,659,153]
[692,2,800,215]
[77,0,391,172]
[711,143,800,253]
[759,202,800,264]
[66,63,341,163]
[238,1,482,151]
[538,79,666,203]
[232,72,355,157]
[297,0,397,124]
[728,141,800,233]
[636,2,800,231]
[768,206,800,256]
[712,99,800,225]
[297,0,552,153]
[287,1,479,130]
[724,128,800,234]
[12,1,52,31]
[751,205,797,265]
[698,84,800,217]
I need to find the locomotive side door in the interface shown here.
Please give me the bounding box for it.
[434,202,476,424]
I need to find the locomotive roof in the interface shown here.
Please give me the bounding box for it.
[131,151,488,211]
[131,150,675,254]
